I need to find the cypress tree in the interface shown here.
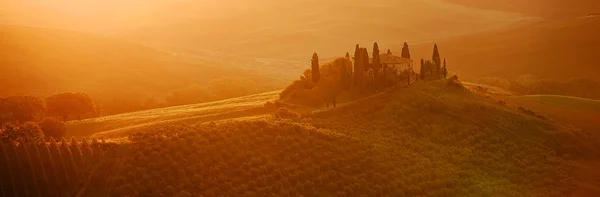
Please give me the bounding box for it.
[387,49,392,55]
[362,48,370,72]
[353,45,363,87]
[432,44,441,78]
[420,59,425,80]
[443,58,448,78]
[401,42,411,59]
[345,52,350,59]
[311,53,320,84]
[372,42,381,91]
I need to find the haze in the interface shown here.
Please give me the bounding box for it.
[1,0,600,196]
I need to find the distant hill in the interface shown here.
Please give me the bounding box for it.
[443,0,600,19]
[0,25,290,113]
[409,17,600,79]
[1,0,529,60]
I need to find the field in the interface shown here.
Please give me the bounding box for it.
[66,90,281,139]
[504,95,600,138]
[57,80,600,196]
[2,1,600,196]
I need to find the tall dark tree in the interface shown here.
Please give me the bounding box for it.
[432,44,441,78]
[443,58,448,78]
[420,59,425,80]
[311,52,320,84]
[372,43,381,72]
[353,45,363,87]
[361,48,370,72]
[345,52,350,59]
[387,49,392,55]
[372,42,381,91]
[401,42,411,59]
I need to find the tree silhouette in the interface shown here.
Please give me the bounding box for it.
[420,59,425,80]
[443,58,448,78]
[45,92,96,121]
[432,44,441,78]
[387,49,392,55]
[372,42,381,92]
[353,45,363,87]
[311,53,320,84]
[401,42,411,59]
[0,96,46,125]
[345,52,350,59]
[361,48,370,72]
[38,117,67,140]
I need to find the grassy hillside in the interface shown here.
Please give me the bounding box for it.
[0,25,288,113]
[504,95,600,137]
[443,0,600,19]
[65,80,599,196]
[409,17,600,79]
[66,91,281,139]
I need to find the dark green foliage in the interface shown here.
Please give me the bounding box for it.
[311,53,320,84]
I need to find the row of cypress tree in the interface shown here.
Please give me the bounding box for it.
[310,42,446,93]
[420,44,448,80]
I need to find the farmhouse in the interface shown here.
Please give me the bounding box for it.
[377,53,413,75]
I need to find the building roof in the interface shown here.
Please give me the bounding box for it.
[370,53,413,65]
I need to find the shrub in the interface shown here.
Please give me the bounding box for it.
[446,75,464,88]
[19,121,44,142]
[274,107,299,119]
[39,117,67,139]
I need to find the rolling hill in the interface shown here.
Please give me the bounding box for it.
[1,0,530,60]
[504,95,600,138]
[64,80,600,196]
[409,16,600,79]
[0,25,296,114]
[443,0,600,19]
[66,90,281,139]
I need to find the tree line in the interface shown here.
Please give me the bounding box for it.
[0,92,98,142]
[281,42,448,107]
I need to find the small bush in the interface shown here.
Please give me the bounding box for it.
[274,107,299,119]
[517,106,546,120]
[39,117,67,140]
[447,75,464,88]
[498,100,507,106]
